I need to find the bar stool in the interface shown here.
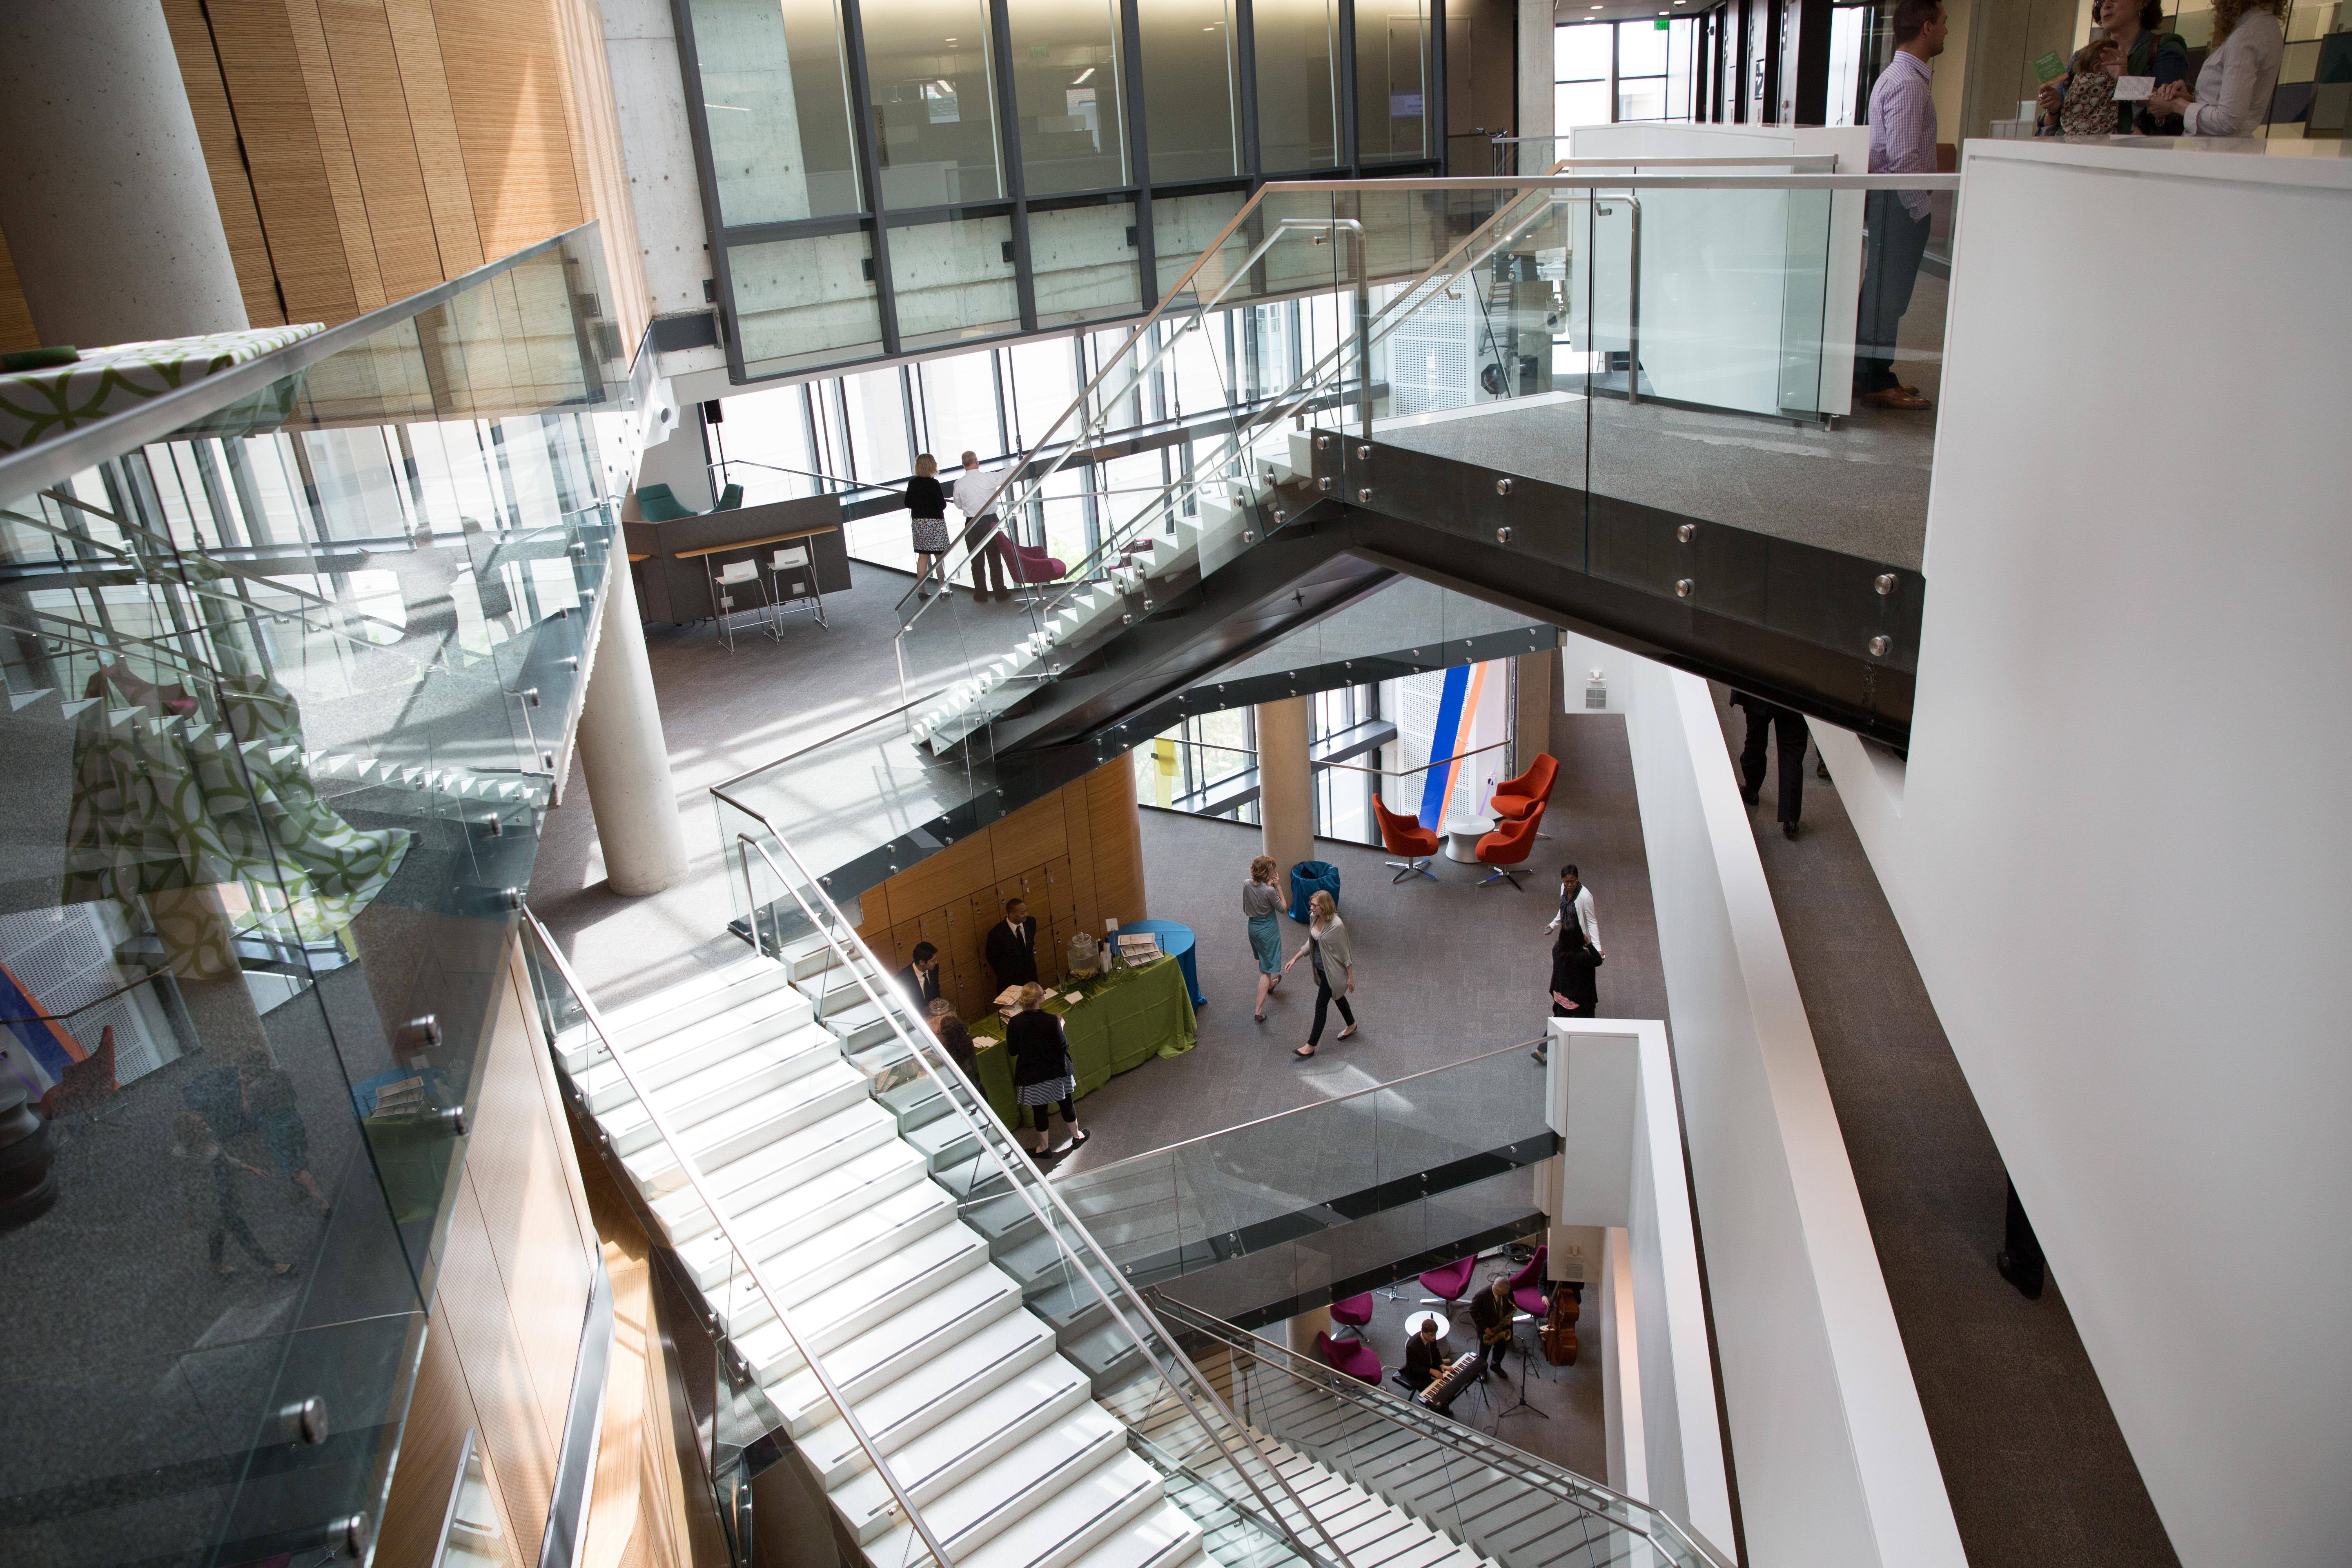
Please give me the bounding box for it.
[711,559,773,651]
[766,545,826,630]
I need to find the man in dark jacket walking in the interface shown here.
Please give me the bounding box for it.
[1731,691,1811,840]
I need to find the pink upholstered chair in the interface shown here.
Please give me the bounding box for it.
[1009,542,1066,606]
[1507,1245,1549,1317]
[1419,1255,1477,1316]
[1315,1330,1382,1385]
[1329,1292,1374,1340]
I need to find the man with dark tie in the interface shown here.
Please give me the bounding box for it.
[984,898,1040,994]
[897,942,942,1009]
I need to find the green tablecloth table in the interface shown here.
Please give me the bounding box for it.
[967,955,1197,1125]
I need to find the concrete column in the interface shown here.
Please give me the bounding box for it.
[576,590,689,895]
[1512,648,1555,775]
[0,0,248,346]
[1518,1,1557,157]
[1283,1306,1334,1360]
[1255,696,1315,878]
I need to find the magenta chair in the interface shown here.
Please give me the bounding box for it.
[1008,542,1066,606]
[1329,1292,1374,1340]
[1508,1245,1550,1317]
[1315,1330,1382,1385]
[1419,1255,1477,1315]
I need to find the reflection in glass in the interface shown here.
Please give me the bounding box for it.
[889,213,1021,349]
[729,231,883,373]
[1007,0,1131,195]
[1356,0,1430,162]
[1029,199,1142,326]
[689,0,863,222]
[1139,0,1242,181]
[862,0,1004,208]
[1254,0,1340,170]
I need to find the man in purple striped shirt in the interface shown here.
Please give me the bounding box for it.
[1855,0,1949,410]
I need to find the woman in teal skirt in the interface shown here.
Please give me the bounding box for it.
[1245,854,1289,1023]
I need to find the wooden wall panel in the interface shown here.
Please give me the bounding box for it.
[284,0,389,312]
[433,0,586,260]
[166,0,643,335]
[376,1318,528,1568]
[383,0,486,274]
[434,1176,561,1541]
[316,0,446,301]
[1087,762,1147,929]
[851,761,1147,1020]
[203,0,362,322]
[991,793,1069,881]
[0,231,35,354]
[160,0,289,327]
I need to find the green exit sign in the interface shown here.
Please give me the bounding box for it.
[1656,17,1670,27]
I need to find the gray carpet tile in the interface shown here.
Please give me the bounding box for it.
[1711,684,2180,1568]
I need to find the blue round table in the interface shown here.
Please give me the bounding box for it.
[1120,918,1204,1007]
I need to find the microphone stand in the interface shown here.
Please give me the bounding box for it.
[1495,1310,1549,1421]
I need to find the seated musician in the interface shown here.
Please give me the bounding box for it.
[1401,1318,1450,1394]
[1470,1272,1515,1379]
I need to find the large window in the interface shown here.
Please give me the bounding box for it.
[683,0,1439,382]
[1555,18,1698,129]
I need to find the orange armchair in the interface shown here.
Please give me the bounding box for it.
[1374,798,1442,884]
[1474,806,1544,889]
[1491,753,1558,823]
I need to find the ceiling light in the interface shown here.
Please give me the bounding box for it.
[1073,66,1096,84]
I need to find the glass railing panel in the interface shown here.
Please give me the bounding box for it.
[0,221,636,1568]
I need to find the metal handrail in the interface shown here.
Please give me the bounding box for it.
[707,684,951,793]
[0,967,166,1026]
[1149,1294,1736,1568]
[720,826,1362,1568]
[517,906,962,1568]
[1069,1036,1548,1177]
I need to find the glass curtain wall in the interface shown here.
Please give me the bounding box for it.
[680,0,1435,384]
[1555,18,1700,128]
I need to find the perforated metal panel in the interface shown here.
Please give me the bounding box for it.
[0,903,178,1084]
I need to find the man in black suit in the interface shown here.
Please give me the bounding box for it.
[984,898,1039,994]
[897,942,942,1009]
[1730,690,1810,840]
[1401,1318,1450,1394]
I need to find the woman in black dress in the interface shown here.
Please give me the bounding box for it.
[1005,982,1088,1156]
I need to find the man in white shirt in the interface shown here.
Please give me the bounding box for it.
[1855,0,1947,411]
[953,449,1013,601]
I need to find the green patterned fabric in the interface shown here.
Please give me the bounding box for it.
[0,324,322,454]
[62,665,412,949]
[967,955,1197,1123]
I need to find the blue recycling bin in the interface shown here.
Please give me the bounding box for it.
[1289,860,1342,923]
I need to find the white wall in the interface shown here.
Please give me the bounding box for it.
[597,0,727,385]
[1814,138,2352,1568]
[1589,630,1963,1568]
[1546,1017,1731,1554]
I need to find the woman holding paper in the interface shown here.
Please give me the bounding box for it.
[2036,0,2189,136]
[2146,0,2283,136]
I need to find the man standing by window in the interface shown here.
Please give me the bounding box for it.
[955,449,1014,601]
[1855,0,1947,411]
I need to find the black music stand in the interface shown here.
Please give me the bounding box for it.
[1494,1311,1550,1421]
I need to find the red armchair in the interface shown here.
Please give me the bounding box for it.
[1474,806,1543,889]
[1329,1292,1374,1339]
[1373,798,1441,884]
[1491,753,1558,823]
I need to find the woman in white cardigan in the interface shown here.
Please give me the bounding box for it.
[1281,889,1358,1058]
[2148,0,2284,136]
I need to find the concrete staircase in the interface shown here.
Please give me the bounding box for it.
[558,948,1510,1568]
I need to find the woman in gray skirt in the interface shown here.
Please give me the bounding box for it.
[1245,853,1288,1023]
[1005,982,1088,1155]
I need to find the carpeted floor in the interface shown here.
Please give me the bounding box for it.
[1711,684,2180,1568]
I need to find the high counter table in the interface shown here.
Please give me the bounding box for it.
[967,955,1196,1125]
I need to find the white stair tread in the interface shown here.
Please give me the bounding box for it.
[619,1059,868,1185]
[649,1100,898,1239]
[762,1265,1028,1428]
[677,1139,929,1283]
[599,1022,836,1137]
[1065,1501,1204,1568]
[560,958,784,1060]
[729,1221,989,1350]
[577,992,817,1102]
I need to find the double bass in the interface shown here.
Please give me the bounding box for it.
[1541,1282,1581,1365]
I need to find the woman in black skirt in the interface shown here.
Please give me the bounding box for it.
[1005,982,1088,1156]
[1538,924,1602,1066]
[904,453,951,598]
